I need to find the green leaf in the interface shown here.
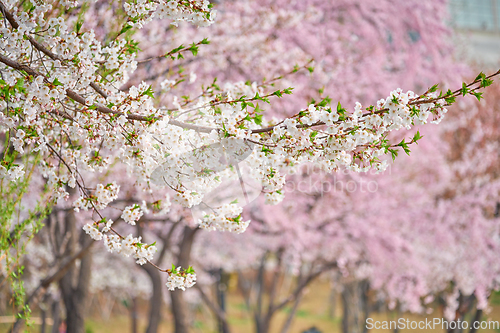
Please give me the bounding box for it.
[444,95,456,104]
[52,78,64,86]
[461,82,468,96]
[119,23,133,35]
[472,91,483,101]
[310,130,318,142]
[412,131,423,143]
[480,77,493,88]
[273,90,283,98]
[75,20,83,34]
[253,114,263,125]
[143,86,154,98]
[428,84,438,93]
[188,43,199,56]
[143,85,154,98]
[389,148,398,161]
[318,96,331,107]
[171,44,184,53]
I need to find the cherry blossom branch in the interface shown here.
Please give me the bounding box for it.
[0,1,108,99]
[137,38,210,64]
[2,47,497,142]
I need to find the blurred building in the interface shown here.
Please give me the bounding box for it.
[449,0,500,68]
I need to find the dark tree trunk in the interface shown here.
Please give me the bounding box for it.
[59,209,93,333]
[170,226,198,333]
[469,308,482,333]
[142,263,163,333]
[341,280,369,333]
[59,250,92,333]
[328,287,338,319]
[446,294,476,333]
[40,304,47,333]
[254,317,270,333]
[216,269,229,333]
[51,298,61,333]
[129,296,138,333]
[254,254,268,333]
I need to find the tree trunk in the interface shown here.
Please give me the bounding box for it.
[469,308,482,333]
[446,294,475,333]
[341,280,369,333]
[59,249,92,333]
[254,254,268,333]
[170,226,198,333]
[328,287,338,319]
[254,316,270,333]
[40,304,47,333]
[59,208,93,333]
[51,298,61,333]
[129,296,138,333]
[216,269,230,333]
[280,291,303,333]
[142,263,163,333]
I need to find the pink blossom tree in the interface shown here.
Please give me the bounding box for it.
[0,0,499,333]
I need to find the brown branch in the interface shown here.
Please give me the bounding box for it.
[194,284,228,323]
[270,262,337,313]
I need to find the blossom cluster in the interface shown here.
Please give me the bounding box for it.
[121,205,144,225]
[124,0,216,28]
[166,266,197,291]
[102,233,157,265]
[74,182,120,212]
[83,218,115,241]
[0,164,24,182]
[198,203,251,233]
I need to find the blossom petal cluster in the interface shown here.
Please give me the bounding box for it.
[102,233,157,265]
[166,266,197,291]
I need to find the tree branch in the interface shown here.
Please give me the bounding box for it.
[270,262,337,313]
[194,284,228,323]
